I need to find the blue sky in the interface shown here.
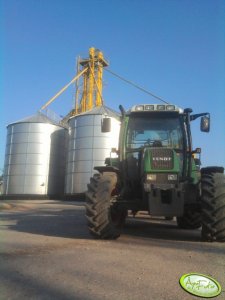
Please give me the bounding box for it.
[1,0,225,171]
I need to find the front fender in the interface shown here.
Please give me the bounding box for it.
[94,166,121,175]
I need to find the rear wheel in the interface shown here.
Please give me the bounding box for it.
[177,209,201,229]
[85,172,126,239]
[201,170,225,242]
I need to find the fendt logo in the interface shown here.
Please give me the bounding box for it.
[152,157,172,161]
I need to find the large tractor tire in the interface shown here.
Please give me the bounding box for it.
[85,172,126,239]
[201,168,225,242]
[177,209,201,229]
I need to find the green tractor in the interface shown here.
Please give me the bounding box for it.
[85,104,225,242]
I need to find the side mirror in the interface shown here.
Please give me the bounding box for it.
[201,116,210,132]
[102,117,111,133]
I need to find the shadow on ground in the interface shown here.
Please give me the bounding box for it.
[124,217,201,242]
[1,201,203,243]
[1,202,90,239]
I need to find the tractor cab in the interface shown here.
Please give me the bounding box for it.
[123,105,185,198]
[118,105,209,206]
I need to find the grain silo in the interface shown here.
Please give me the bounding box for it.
[3,112,68,198]
[65,106,120,194]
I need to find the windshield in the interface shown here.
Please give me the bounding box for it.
[126,115,183,150]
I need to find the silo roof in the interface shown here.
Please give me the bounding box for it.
[8,112,62,127]
[76,105,120,120]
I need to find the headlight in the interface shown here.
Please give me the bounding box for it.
[157,105,165,111]
[135,105,144,111]
[145,105,154,111]
[168,174,178,181]
[147,174,157,181]
[166,105,176,111]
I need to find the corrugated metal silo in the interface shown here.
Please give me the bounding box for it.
[3,113,68,197]
[65,106,120,194]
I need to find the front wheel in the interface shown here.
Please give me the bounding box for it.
[85,172,126,239]
[201,171,225,242]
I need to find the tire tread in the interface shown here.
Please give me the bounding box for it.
[201,171,225,242]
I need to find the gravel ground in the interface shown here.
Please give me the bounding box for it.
[0,200,224,300]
